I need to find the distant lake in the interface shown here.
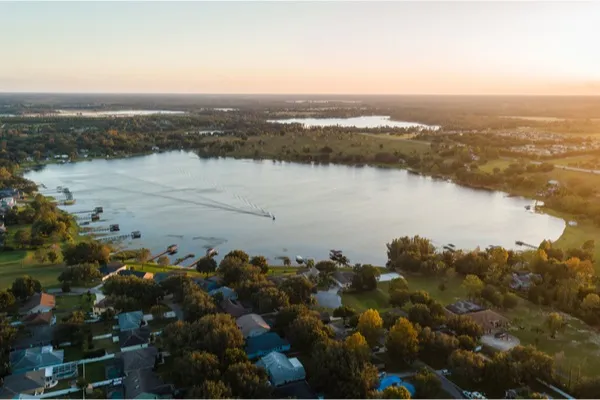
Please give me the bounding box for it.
[267,115,439,129]
[25,151,564,266]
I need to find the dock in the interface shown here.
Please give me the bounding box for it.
[149,245,178,261]
[174,254,195,265]
[97,231,141,242]
[80,224,120,235]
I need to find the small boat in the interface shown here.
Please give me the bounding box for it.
[94,206,104,213]
[91,214,100,222]
[132,231,142,239]
[296,256,304,264]
[109,224,120,232]
[206,248,218,257]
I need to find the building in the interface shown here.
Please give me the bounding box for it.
[20,311,55,327]
[93,297,115,315]
[99,262,127,281]
[118,311,145,332]
[120,347,158,374]
[19,293,56,315]
[445,300,485,316]
[0,370,47,398]
[510,272,541,291]
[445,300,509,334]
[245,332,291,360]
[9,346,64,375]
[119,327,151,351]
[297,267,319,281]
[208,286,237,301]
[220,298,250,318]
[193,277,220,292]
[332,271,355,289]
[256,352,306,387]
[118,270,154,280]
[12,324,55,350]
[118,347,172,399]
[236,314,271,338]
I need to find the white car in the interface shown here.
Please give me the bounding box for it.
[440,369,451,376]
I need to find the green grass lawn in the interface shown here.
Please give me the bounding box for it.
[93,338,120,354]
[342,283,392,312]
[64,346,85,362]
[551,212,600,273]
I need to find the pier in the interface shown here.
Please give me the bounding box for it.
[97,232,141,242]
[72,207,104,215]
[80,224,120,235]
[173,254,195,265]
[149,245,178,261]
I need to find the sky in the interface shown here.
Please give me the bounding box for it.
[1,1,599,95]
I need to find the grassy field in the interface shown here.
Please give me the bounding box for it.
[79,361,106,383]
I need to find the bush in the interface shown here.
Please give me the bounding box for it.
[62,281,71,293]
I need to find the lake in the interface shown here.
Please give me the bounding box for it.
[267,115,439,129]
[25,152,564,266]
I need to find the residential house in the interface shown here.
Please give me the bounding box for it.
[236,314,271,338]
[93,297,114,315]
[273,381,318,400]
[10,346,64,375]
[12,325,55,350]
[332,271,355,289]
[444,300,485,316]
[19,293,56,315]
[464,310,509,334]
[99,262,127,281]
[245,332,291,360]
[208,286,237,301]
[0,370,46,398]
[256,352,306,387]
[298,267,320,281]
[192,278,220,292]
[20,311,55,327]
[220,298,250,318]
[118,311,146,332]
[123,368,173,399]
[118,270,154,280]
[510,272,541,291]
[121,347,158,375]
[119,327,151,351]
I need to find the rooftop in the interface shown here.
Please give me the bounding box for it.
[19,293,55,314]
[245,332,290,356]
[20,311,54,326]
[10,346,64,374]
[118,310,144,331]
[120,346,158,374]
[119,327,151,348]
[236,314,270,338]
[445,300,485,315]
[0,370,46,398]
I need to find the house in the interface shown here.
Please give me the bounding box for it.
[19,293,55,315]
[332,271,355,289]
[273,381,318,400]
[10,346,64,375]
[236,314,271,338]
[123,368,173,399]
[0,370,46,398]
[118,311,145,332]
[245,332,291,360]
[20,311,55,327]
[119,327,151,350]
[12,325,55,350]
[208,286,237,301]
[118,270,154,280]
[464,310,509,334]
[444,300,485,316]
[256,352,306,387]
[120,347,158,374]
[220,298,250,318]
[510,272,541,291]
[299,267,320,281]
[93,297,114,315]
[152,271,184,285]
[193,278,220,292]
[99,262,127,281]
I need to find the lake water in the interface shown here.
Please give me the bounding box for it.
[25,151,564,266]
[267,115,439,129]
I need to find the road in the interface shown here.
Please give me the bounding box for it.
[164,299,184,320]
[530,161,600,174]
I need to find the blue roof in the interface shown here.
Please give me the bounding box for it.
[118,311,144,331]
[378,376,416,396]
[245,332,290,356]
[209,286,237,300]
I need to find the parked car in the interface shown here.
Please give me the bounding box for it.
[463,391,472,399]
[440,369,451,376]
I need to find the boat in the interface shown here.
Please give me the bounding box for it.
[109,224,120,232]
[94,206,104,213]
[91,214,100,222]
[295,256,304,264]
[167,244,178,254]
[132,231,142,239]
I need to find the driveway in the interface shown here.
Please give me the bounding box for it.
[164,299,184,321]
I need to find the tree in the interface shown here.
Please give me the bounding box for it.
[462,274,484,299]
[386,236,436,271]
[250,255,269,273]
[47,249,60,263]
[344,332,371,362]
[34,247,48,263]
[458,335,476,350]
[11,275,41,300]
[253,286,289,314]
[61,281,71,293]
[575,377,600,399]
[413,368,442,398]
[182,285,217,322]
[389,289,411,308]
[352,264,381,292]
[188,381,232,399]
[280,276,315,305]
[389,277,409,292]
[448,349,486,383]
[381,386,412,399]
[386,318,419,365]
[14,229,31,249]
[447,315,483,339]
[224,250,250,263]
[150,304,169,320]
[357,309,384,347]
[274,304,311,334]
[309,340,379,399]
[196,256,217,276]
[409,290,431,305]
[157,255,170,266]
[408,303,435,328]
[136,248,152,264]
[172,351,220,388]
[63,242,110,265]
[288,314,333,353]
[103,275,164,308]
[0,317,17,376]
[0,290,15,312]
[545,312,565,338]
[224,362,271,399]
[582,293,600,311]
[315,260,337,277]
[58,264,102,285]
[333,305,357,324]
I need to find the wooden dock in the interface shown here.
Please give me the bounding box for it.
[97,232,141,242]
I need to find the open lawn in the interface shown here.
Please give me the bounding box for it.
[79,361,107,383]
[0,256,64,289]
[54,293,96,317]
[93,338,120,354]
[342,283,391,312]
[549,211,600,273]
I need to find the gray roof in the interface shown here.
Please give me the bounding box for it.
[118,311,144,331]
[10,346,64,373]
[332,271,355,285]
[256,352,306,387]
[236,314,270,338]
[0,370,46,398]
[13,325,55,350]
[119,327,151,348]
[123,368,171,399]
[120,347,158,374]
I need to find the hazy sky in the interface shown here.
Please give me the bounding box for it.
[1,1,599,95]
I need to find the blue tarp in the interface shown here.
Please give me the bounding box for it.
[377,376,416,396]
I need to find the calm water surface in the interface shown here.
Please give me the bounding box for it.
[267,115,439,129]
[25,152,564,266]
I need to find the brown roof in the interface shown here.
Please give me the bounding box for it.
[465,310,509,331]
[19,293,55,313]
[21,311,54,326]
[220,298,250,318]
